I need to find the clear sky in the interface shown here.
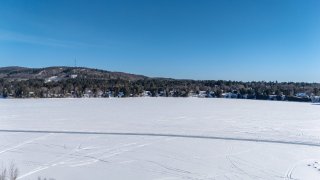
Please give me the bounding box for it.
[0,0,319,82]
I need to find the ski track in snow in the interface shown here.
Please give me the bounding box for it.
[2,130,319,180]
[283,159,317,180]
[0,134,51,155]
[16,135,160,179]
[17,145,82,179]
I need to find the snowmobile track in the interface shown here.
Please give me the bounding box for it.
[0,129,319,148]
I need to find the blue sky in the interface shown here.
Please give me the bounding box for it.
[0,0,319,82]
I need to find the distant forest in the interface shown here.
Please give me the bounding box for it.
[0,66,319,102]
[1,78,320,102]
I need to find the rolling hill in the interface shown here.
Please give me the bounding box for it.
[0,66,147,81]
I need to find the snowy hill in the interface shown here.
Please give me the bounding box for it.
[0,66,147,81]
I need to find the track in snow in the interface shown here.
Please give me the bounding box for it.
[0,129,319,148]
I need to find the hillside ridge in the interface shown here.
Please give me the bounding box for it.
[0,66,147,81]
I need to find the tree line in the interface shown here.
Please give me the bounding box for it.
[0,78,319,102]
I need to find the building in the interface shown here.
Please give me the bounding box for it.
[142,91,152,97]
[296,93,309,99]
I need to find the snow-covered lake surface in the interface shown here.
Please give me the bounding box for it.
[0,98,320,179]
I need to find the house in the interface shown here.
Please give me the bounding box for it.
[206,91,215,98]
[268,95,285,101]
[83,89,93,98]
[157,91,165,97]
[198,91,207,98]
[169,90,175,97]
[96,90,104,97]
[280,95,286,100]
[103,91,113,98]
[296,93,309,99]
[65,93,74,98]
[70,74,78,79]
[221,92,238,98]
[242,94,248,99]
[28,92,35,97]
[107,91,113,97]
[269,95,277,100]
[117,92,124,98]
[188,91,197,97]
[311,96,320,103]
[142,91,152,97]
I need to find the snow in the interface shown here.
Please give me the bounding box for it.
[44,76,59,83]
[0,98,320,179]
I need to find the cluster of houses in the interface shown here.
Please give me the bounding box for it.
[1,88,320,103]
[188,91,215,98]
[311,95,320,103]
[71,90,318,102]
[82,90,165,98]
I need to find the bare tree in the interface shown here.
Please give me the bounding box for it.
[38,177,56,180]
[9,163,18,180]
[0,168,6,180]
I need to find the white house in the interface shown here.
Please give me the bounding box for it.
[198,91,207,98]
[96,90,104,97]
[207,91,215,98]
[28,92,35,97]
[188,91,197,97]
[311,96,320,103]
[269,95,277,100]
[118,92,124,98]
[70,74,78,79]
[157,91,166,97]
[296,93,309,98]
[142,91,152,97]
[105,91,113,98]
[222,92,238,98]
[83,89,93,98]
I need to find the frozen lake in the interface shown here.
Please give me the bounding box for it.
[0,98,320,179]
